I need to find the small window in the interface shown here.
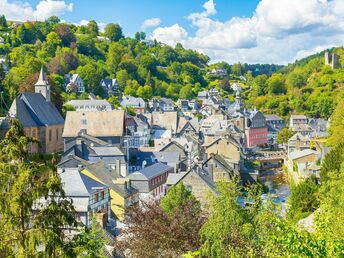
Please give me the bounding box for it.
[49,130,52,142]
[56,128,59,140]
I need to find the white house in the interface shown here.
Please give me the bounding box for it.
[66,99,113,112]
[64,74,85,93]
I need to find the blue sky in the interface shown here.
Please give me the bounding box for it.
[1,0,343,64]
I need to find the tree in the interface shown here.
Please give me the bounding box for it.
[73,217,108,258]
[43,31,62,56]
[267,73,286,95]
[115,196,204,257]
[104,23,123,42]
[0,15,7,28]
[277,128,295,144]
[179,85,194,99]
[55,23,76,47]
[161,182,201,215]
[231,63,244,76]
[286,176,319,223]
[87,20,99,36]
[199,179,258,257]
[76,64,102,93]
[328,98,344,147]
[0,119,78,256]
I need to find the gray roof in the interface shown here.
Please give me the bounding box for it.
[265,114,283,121]
[9,93,64,127]
[289,149,318,161]
[128,162,172,180]
[166,172,187,185]
[60,168,107,197]
[92,146,124,156]
[121,95,145,108]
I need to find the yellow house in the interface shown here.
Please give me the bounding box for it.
[203,135,241,163]
[81,161,139,221]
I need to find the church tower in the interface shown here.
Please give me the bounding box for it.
[35,66,51,102]
[235,89,244,112]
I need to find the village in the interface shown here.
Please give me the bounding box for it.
[0,64,330,238]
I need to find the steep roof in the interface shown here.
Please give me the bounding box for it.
[9,93,64,127]
[63,110,125,137]
[60,168,107,197]
[128,162,172,180]
[289,149,318,161]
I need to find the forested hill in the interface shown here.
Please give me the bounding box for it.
[245,47,344,119]
[0,15,343,120]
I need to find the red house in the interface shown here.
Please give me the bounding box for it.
[245,109,268,148]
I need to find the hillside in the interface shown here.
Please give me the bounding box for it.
[0,15,343,120]
[244,47,344,119]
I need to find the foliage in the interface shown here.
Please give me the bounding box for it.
[328,98,344,146]
[0,119,79,257]
[73,217,108,258]
[277,128,295,144]
[286,176,319,224]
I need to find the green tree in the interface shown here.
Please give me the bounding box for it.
[286,176,319,223]
[0,15,7,28]
[328,98,344,147]
[179,85,194,99]
[104,23,123,42]
[277,128,295,144]
[73,217,108,258]
[0,119,78,257]
[43,31,62,56]
[76,64,102,93]
[87,20,99,36]
[267,73,286,95]
[161,182,201,215]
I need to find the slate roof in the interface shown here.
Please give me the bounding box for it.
[289,149,318,161]
[83,161,138,198]
[60,168,107,197]
[121,96,146,108]
[128,162,172,180]
[8,93,64,127]
[265,114,283,121]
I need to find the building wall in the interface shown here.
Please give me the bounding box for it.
[293,154,317,164]
[44,124,64,153]
[245,127,268,148]
[205,139,240,163]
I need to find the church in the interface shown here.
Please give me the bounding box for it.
[1,66,64,153]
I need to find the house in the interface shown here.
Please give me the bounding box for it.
[208,68,228,77]
[245,109,268,148]
[2,67,64,153]
[149,97,174,112]
[129,150,182,173]
[61,133,126,173]
[66,99,113,112]
[203,136,242,164]
[265,114,285,129]
[291,124,314,136]
[177,99,190,111]
[287,132,311,154]
[231,82,241,92]
[120,95,146,113]
[308,118,329,138]
[82,161,139,221]
[128,162,173,200]
[64,74,85,93]
[288,149,319,165]
[173,165,217,208]
[60,168,111,228]
[144,111,179,133]
[100,78,120,97]
[290,114,308,128]
[125,115,150,147]
[63,110,125,146]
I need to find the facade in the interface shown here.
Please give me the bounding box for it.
[82,162,139,221]
[100,78,120,97]
[60,168,111,228]
[2,67,64,153]
[208,68,228,77]
[290,114,308,128]
[128,163,172,200]
[203,136,241,164]
[287,132,311,154]
[66,99,113,112]
[63,110,125,146]
[245,110,268,148]
[64,74,85,93]
[265,114,285,129]
[125,115,150,148]
[120,95,146,113]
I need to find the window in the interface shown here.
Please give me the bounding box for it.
[56,128,59,140]
[95,193,99,203]
[100,191,104,200]
[49,129,52,142]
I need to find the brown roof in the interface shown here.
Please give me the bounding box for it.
[151,111,178,132]
[63,110,125,138]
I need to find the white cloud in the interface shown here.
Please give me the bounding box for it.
[141,18,161,30]
[0,0,73,21]
[152,24,188,46]
[151,0,344,64]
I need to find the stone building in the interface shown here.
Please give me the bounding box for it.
[324,51,340,69]
[2,67,64,153]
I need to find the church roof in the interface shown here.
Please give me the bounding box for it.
[35,66,49,86]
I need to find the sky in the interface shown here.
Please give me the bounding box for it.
[1,0,344,64]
